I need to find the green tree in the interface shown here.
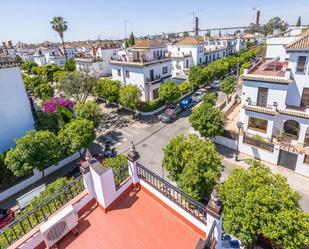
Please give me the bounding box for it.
[162,134,222,199]
[57,70,98,103]
[34,83,54,100]
[219,160,309,248]
[104,155,127,169]
[119,84,142,116]
[23,75,47,92]
[93,78,121,103]
[203,92,217,106]
[296,16,302,27]
[58,119,95,157]
[64,58,76,71]
[21,61,38,74]
[189,100,225,138]
[129,32,135,46]
[35,112,61,133]
[262,17,288,36]
[158,80,181,104]
[5,130,63,177]
[220,76,237,99]
[188,66,205,89]
[178,81,192,95]
[50,16,69,63]
[74,101,102,127]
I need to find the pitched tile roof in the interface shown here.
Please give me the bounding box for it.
[174,37,204,46]
[286,33,309,50]
[132,39,165,48]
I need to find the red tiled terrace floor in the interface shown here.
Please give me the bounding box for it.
[249,61,288,77]
[57,187,202,249]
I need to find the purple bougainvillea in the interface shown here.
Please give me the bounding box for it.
[43,97,75,112]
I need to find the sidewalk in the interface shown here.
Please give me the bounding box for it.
[217,144,309,194]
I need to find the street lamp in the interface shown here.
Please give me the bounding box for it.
[236,121,244,161]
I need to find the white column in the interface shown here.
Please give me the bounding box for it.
[206,189,223,248]
[298,125,308,145]
[127,142,140,186]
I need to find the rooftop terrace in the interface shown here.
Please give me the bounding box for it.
[248,60,288,77]
[243,60,292,84]
[55,187,202,249]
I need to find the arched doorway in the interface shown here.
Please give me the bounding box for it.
[282,120,300,142]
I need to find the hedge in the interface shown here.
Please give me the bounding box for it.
[138,98,165,112]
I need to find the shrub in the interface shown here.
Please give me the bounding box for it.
[138,98,165,112]
[240,62,252,75]
[43,97,75,112]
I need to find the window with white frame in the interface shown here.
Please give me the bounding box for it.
[125,70,130,78]
[117,69,121,76]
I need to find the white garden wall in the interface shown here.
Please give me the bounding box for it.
[0,151,81,202]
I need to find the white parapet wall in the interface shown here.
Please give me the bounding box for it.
[140,179,208,235]
[0,151,82,202]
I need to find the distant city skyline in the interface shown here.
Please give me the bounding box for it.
[1,0,309,44]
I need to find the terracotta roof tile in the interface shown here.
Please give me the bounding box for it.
[132,39,165,48]
[286,34,309,50]
[174,37,204,46]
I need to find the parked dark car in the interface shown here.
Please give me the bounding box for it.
[210,80,221,90]
[0,208,15,229]
[160,105,182,123]
[179,97,194,110]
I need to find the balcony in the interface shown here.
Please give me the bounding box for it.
[243,60,292,84]
[110,53,171,67]
[243,98,277,115]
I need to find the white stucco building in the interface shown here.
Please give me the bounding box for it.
[168,36,234,80]
[33,46,65,66]
[238,31,309,176]
[75,56,104,77]
[110,39,172,101]
[0,59,35,152]
[95,43,121,76]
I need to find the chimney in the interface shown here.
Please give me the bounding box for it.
[195,16,199,36]
[92,46,96,57]
[8,41,13,48]
[256,10,260,27]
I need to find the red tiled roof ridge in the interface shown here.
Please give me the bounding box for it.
[175,36,204,46]
[286,33,309,50]
[132,39,165,48]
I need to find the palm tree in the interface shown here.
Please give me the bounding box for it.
[50,16,68,63]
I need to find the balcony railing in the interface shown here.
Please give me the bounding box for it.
[246,100,273,109]
[146,74,161,83]
[243,134,274,152]
[136,163,208,224]
[0,175,85,248]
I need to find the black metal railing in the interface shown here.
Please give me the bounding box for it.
[113,164,130,190]
[0,175,85,248]
[222,130,239,140]
[204,221,217,249]
[136,163,207,224]
[243,134,274,152]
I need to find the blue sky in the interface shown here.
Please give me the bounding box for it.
[1,0,308,43]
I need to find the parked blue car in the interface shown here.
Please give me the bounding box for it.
[179,97,194,110]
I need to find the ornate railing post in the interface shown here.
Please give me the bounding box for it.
[206,189,223,248]
[127,142,140,186]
